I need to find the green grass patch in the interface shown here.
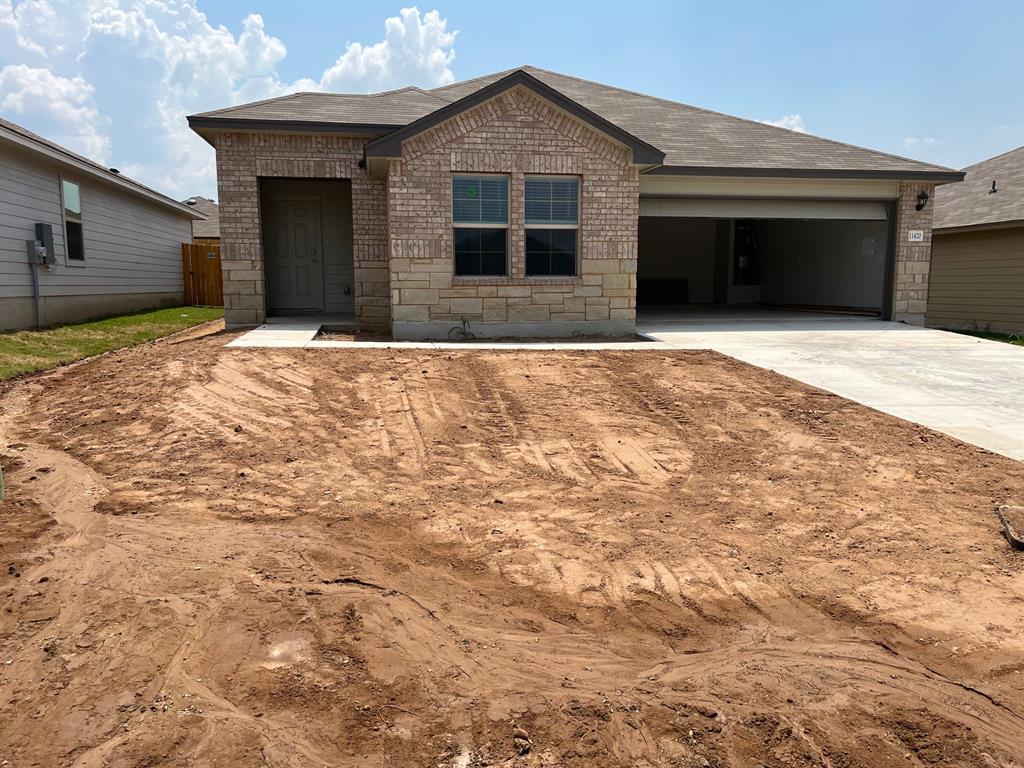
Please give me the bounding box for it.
[953,330,1024,347]
[0,306,224,381]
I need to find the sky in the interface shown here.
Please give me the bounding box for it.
[1,0,1021,201]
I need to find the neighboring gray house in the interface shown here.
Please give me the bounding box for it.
[928,146,1024,334]
[0,117,203,331]
[183,195,220,244]
[188,66,964,338]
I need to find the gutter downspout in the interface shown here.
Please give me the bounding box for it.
[25,240,43,329]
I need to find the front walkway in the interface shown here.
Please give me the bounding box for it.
[226,314,1024,460]
[639,315,1024,461]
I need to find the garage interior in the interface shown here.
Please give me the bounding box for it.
[637,198,893,318]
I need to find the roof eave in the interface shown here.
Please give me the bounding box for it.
[0,125,203,219]
[646,165,966,183]
[363,69,666,166]
[933,218,1024,235]
[187,115,405,138]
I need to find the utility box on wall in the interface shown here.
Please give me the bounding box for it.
[32,222,57,268]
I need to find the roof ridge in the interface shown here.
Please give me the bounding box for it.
[376,85,452,104]
[193,91,311,118]
[961,144,1024,171]
[194,85,452,120]
[520,65,957,173]
[371,85,444,99]
[429,66,522,95]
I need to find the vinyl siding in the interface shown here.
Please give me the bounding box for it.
[926,226,1024,333]
[0,143,192,300]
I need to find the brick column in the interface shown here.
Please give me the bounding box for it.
[216,132,265,328]
[891,181,936,325]
[353,173,390,332]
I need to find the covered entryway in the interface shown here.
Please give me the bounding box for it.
[637,197,893,318]
[260,178,355,317]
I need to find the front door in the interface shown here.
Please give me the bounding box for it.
[264,195,324,313]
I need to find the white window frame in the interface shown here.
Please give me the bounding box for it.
[451,173,510,277]
[524,174,580,277]
[59,176,86,266]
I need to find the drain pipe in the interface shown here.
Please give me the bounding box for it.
[25,239,43,329]
[26,224,55,329]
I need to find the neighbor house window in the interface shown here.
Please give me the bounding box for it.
[452,175,508,276]
[525,176,579,276]
[62,179,84,262]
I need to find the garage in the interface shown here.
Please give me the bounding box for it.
[637,197,894,316]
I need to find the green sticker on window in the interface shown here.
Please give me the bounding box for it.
[465,187,477,198]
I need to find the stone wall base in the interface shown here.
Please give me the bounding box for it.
[392,319,636,340]
[892,312,926,326]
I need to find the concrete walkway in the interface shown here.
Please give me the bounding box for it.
[227,322,675,350]
[639,316,1024,461]
[227,316,1023,461]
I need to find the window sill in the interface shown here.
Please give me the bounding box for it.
[452,275,582,287]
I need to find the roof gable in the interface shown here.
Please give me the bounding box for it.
[363,70,665,166]
[933,146,1024,231]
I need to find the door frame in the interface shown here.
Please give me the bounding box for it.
[261,192,326,315]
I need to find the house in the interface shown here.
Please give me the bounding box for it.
[183,195,220,245]
[0,117,203,331]
[928,146,1023,334]
[187,66,964,338]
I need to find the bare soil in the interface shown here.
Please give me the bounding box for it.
[1,329,1022,768]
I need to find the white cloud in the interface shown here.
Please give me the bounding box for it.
[0,64,111,160]
[0,0,54,58]
[902,136,941,150]
[320,7,456,92]
[761,114,807,133]
[0,1,458,199]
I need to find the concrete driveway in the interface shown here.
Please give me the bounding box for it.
[639,313,1024,461]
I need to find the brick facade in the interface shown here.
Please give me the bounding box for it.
[386,86,640,338]
[214,132,389,329]
[211,92,939,333]
[892,181,937,325]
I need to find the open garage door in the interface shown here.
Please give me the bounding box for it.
[637,199,892,315]
[639,198,887,220]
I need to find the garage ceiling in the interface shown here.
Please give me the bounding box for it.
[639,198,888,220]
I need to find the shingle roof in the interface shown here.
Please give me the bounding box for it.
[192,87,449,127]
[188,67,961,180]
[431,67,958,179]
[932,146,1024,231]
[0,117,202,218]
[183,195,220,238]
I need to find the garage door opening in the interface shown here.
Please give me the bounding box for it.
[637,199,893,318]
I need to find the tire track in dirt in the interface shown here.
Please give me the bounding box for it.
[2,338,1022,767]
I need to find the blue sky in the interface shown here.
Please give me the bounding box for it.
[1,0,1021,200]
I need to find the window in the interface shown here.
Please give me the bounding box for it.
[62,179,84,262]
[525,176,578,276]
[452,175,508,276]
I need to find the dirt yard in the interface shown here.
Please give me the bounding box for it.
[1,327,1022,768]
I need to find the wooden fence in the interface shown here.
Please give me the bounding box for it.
[181,242,223,307]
